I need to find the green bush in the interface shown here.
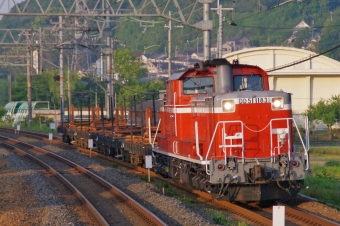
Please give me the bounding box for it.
[0,107,6,119]
[32,116,54,127]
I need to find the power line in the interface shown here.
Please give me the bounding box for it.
[266,43,340,72]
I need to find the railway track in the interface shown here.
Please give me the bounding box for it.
[1,127,339,226]
[0,132,166,226]
[239,200,339,226]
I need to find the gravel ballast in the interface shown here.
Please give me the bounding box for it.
[0,133,237,226]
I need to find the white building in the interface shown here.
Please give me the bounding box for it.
[223,46,340,125]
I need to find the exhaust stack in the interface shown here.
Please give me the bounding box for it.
[210,59,233,93]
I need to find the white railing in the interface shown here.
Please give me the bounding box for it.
[205,117,310,175]
[205,120,244,175]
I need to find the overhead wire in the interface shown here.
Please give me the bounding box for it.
[266,42,340,72]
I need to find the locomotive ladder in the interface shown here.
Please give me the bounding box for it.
[205,120,245,175]
[269,118,310,170]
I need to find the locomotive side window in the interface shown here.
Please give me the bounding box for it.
[234,74,263,91]
[183,77,214,94]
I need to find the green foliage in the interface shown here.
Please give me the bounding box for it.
[32,116,54,127]
[301,156,340,207]
[297,124,305,136]
[210,211,234,225]
[181,196,195,204]
[113,48,153,106]
[10,69,80,107]
[0,107,6,119]
[155,181,168,189]
[139,175,154,182]
[112,162,119,168]
[0,78,8,106]
[2,115,14,124]
[140,176,148,182]
[165,187,177,196]
[325,160,340,167]
[302,176,340,206]
[304,95,340,133]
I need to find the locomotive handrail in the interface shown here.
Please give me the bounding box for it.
[148,118,152,146]
[174,92,177,137]
[270,119,292,162]
[205,118,310,175]
[205,120,244,175]
[164,104,191,107]
[152,119,161,148]
[173,141,179,154]
[270,118,309,170]
[195,121,203,160]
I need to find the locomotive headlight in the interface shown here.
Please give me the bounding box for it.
[222,100,235,112]
[271,97,283,110]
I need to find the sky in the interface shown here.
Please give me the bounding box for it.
[0,0,25,19]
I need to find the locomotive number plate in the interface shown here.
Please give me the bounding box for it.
[238,97,269,104]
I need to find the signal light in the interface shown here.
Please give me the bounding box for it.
[291,161,299,167]
[217,164,225,171]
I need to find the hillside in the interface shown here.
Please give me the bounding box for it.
[0,0,340,106]
[113,0,340,60]
[0,1,339,58]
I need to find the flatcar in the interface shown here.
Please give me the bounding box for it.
[60,58,310,201]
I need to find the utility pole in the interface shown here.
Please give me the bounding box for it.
[67,55,71,120]
[164,11,182,77]
[203,1,211,61]
[59,16,64,124]
[26,30,32,126]
[211,1,233,58]
[104,2,113,119]
[7,74,11,102]
[39,27,42,74]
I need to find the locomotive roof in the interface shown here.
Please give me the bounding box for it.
[167,71,187,81]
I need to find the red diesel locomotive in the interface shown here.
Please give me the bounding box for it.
[61,58,310,202]
[152,58,310,201]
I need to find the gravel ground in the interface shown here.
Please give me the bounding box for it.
[0,146,98,226]
[0,133,241,226]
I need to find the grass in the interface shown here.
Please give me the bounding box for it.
[139,175,154,182]
[0,121,58,134]
[299,148,340,207]
[155,181,168,189]
[210,211,247,226]
[111,162,119,168]
[180,196,196,204]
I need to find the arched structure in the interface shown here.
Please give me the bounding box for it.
[223,47,340,115]
[2,101,50,123]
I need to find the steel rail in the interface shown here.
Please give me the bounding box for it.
[0,141,109,226]
[6,128,338,225]
[277,202,339,226]
[0,133,167,226]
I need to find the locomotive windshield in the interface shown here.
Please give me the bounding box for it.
[183,77,214,94]
[234,74,263,91]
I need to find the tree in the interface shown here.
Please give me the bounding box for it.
[0,106,6,119]
[11,70,79,108]
[113,48,148,106]
[304,95,340,139]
